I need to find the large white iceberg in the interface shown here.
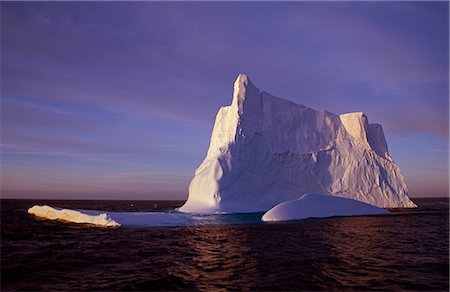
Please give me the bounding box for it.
[262,193,390,222]
[179,74,416,213]
[28,74,415,226]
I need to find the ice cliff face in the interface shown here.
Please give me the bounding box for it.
[179,74,417,213]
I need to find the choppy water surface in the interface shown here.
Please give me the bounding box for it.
[1,198,448,291]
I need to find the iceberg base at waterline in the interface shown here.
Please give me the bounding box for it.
[28,193,391,227]
[262,193,390,222]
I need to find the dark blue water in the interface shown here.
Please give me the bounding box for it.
[1,198,448,291]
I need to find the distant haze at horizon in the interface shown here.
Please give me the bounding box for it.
[1,2,448,200]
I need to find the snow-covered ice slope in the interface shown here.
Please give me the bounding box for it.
[179,74,416,213]
[262,193,390,222]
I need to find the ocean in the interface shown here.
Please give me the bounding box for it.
[1,198,449,291]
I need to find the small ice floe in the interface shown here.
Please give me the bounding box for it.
[28,205,120,227]
[28,205,191,227]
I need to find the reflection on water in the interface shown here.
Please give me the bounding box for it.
[1,199,449,290]
[176,226,259,291]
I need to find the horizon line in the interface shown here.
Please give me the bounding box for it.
[1,196,448,201]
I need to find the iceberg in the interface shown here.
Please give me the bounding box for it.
[27,74,416,227]
[262,193,390,222]
[179,74,416,213]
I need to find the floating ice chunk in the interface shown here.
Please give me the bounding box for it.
[261,193,390,222]
[28,205,191,227]
[28,205,120,227]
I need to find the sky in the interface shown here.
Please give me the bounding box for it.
[1,1,449,200]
